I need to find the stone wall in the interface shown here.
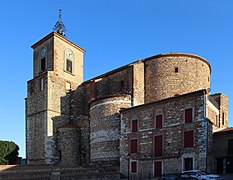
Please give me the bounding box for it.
[58,123,80,166]
[26,73,48,164]
[120,90,208,176]
[90,95,131,166]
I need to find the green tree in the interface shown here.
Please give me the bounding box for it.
[0,141,19,165]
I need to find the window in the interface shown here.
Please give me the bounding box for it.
[154,161,162,177]
[154,135,162,157]
[66,59,72,73]
[185,108,193,123]
[120,80,125,91]
[40,47,47,72]
[66,82,71,91]
[222,112,225,125]
[40,78,44,91]
[216,115,218,126]
[183,158,193,171]
[155,114,163,128]
[130,139,138,154]
[132,120,138,132]
[184,130,194,148]
[228,139,233,155]
[65,49,74,74]
[175,67,178,73]
[131,161,137,173]
[41,58,46,71]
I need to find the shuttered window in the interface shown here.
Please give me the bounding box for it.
[184,130,194,148]
[132,120,138,132]
[154,161,162,177]
[185,108,193,123]
[156,114,163,128]
[154,135,162,157]
[131,161,137,173]
[131,139,138,154]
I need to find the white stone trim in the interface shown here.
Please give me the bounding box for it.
[90,100,131,110]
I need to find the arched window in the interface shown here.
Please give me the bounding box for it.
[40,47,47,72]
[65,49,74,74]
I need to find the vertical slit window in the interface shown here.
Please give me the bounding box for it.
[41,58,46,71]
[222,112,225,125]
[40,47,47,72]
[40,78,44,91]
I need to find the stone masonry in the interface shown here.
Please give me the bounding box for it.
[26,32,229,178]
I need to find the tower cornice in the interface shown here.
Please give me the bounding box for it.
[31,32,86,53]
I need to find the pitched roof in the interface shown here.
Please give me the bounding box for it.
[214,127,233,135]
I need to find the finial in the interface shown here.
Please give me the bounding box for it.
[53,9,66,36]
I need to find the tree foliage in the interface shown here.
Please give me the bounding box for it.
[0,141,19,165]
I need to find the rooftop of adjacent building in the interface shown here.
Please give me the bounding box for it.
[214,127,233,135]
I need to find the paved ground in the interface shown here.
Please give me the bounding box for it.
[220,174,233,180]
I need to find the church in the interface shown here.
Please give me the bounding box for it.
[25,13,229,178]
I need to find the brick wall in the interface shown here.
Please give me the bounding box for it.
[144,53,211,103]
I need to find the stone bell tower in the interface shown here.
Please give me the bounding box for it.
[26,12,85,164]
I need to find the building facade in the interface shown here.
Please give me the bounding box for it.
[213,128,233,174]
[26,32,228,177]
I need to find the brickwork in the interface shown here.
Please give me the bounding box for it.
[144,53,211,102]
[26,32,85,164]
[25,32,229,178]
[58,124,80,166]
[90,95,131,166]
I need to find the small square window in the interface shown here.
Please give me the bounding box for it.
[183,158,193,171]
[66,82,71,91]
[175,67,178,73]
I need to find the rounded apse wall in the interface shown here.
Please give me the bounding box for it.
[144,53,211,103]
[90,95,131,166]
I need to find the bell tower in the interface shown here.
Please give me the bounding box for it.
[26,12,85,164]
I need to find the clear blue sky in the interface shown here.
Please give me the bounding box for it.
[0,0,232,158]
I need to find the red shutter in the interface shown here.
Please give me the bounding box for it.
[131,139,138,154]
[154,135,162,157]
[132,120,138,132]
[131,161,137,173]
[154,161,162,177]
[156,115,162,128]
[184,130,194,148]
[185,108,193,123]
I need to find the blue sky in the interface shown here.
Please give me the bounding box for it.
[0,0,232,158]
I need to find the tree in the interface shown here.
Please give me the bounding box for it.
[0,141,19,165]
